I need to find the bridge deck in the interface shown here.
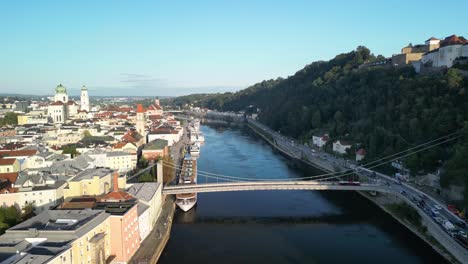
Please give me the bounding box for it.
[163,181,390,194]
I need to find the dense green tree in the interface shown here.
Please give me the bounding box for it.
[138,172,155,182]
[170,46,468,205]
[0,112,18,126]
[138,157,149,168]
[62,145,79,158]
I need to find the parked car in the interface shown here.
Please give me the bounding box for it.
[433,204,442,210]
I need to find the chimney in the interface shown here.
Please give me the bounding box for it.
[113,172,119,192]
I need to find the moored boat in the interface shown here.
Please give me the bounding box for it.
[175,154,198,212]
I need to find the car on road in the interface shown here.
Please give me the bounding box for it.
[455,220,467,229]
[433,204,442,210]
[400,190,407,196]
[459,230,467,238]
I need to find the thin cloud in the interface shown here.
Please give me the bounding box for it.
[119,73,167,88]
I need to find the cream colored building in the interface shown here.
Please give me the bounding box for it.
[0,158,20,173]
[57,132,83,146]
[127,181,163,239]
[63,168,114,198]
[105,151,137,172]
[332,140,352,155]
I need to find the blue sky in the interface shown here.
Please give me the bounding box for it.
[0,0,467,96]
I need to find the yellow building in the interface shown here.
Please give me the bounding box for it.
[0,209,111,264]
[0,158,20,173]
[17,114,29,125]
[69,212,111,264]
[63,168,114,198]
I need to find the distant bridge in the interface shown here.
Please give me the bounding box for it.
[162,181,391,195]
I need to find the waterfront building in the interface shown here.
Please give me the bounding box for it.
[355,148,367,161]
[332,140,352,155]
[312,133,328,148]
[127,182,163,239]
[147,127,182,146]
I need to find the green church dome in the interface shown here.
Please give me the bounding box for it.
[55,84,67,94]
[81,85,88,90]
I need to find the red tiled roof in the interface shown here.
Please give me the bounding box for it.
[356,148,367,155]
[115,114,128,119]
[100,172,135,202]
[137,104,145,113]
[148,115,162,120]
[0,186,18,194]
[50,101,64,106]
[0,143,25,151]
[0,149,38,157]
[441,35,468,47]
[336,140,352,146]
[0,172,19,183]
[148,104,162,111]
[100,191,135,202]
[0,158,17,166]
[113,142,135,149]
[122,130,143,143]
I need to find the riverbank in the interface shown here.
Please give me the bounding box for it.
[130,121,189,263]
[360,191,458,263]
[243,118,460,263]
[130,196,175,264]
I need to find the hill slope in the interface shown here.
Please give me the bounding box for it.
[168,47,468,206]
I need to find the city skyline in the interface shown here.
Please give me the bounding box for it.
[1,0,467,96]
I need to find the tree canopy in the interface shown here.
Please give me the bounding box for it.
[169,46,468,206]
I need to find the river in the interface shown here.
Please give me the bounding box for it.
[159,124,448,264]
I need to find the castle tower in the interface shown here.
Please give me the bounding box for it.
[136,104,146,137]
[80,85,90,112]
[155,97,160,107]
[54,84,68,103]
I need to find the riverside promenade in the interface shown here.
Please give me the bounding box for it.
[130,197,175,264]
[130,121,189,264]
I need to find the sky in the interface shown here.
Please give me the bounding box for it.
[0,0,467,97]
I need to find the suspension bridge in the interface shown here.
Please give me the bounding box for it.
[162,180,390,195]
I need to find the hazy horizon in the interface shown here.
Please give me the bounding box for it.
[1,0,467,96]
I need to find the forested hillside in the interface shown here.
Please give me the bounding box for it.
[168,47,468,204]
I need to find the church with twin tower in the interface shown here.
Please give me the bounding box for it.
[47,84,90,123]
